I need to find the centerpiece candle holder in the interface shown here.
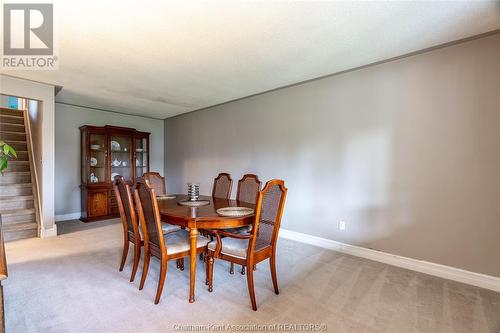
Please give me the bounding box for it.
[187,183,200,201]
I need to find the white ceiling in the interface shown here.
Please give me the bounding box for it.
[4,1,500,119]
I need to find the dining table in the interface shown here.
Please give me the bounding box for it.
[157,194,255,303]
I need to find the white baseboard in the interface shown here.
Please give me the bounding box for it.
[279,228,500,293]
[55,212,81,222]
[40,224,57,238]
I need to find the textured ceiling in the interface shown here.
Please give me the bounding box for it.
[4,1,500,119]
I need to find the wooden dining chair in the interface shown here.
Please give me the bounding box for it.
[212,173,233,199]
[142,175,185,269]
[142,174,181,234]
[206,179,287,311]
[113,176,142,282]
[144,172,166,196]
[114,176,182,283]
[134,178,210,304]
[237,174,262,204]
[228,174,262,274]
[198,172,234,262]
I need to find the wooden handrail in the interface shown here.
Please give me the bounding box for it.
[0,216,7,281]
[21,108,43,237]
[0,214,8,332]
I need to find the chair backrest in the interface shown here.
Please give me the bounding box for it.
[113,175,140,237]
[236,174,262,204]
[250,179,287,252]
[143,172,166,196]
[212,173,233,199]
[133,178,166,252]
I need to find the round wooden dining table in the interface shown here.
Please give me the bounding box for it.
[157,194,255,303]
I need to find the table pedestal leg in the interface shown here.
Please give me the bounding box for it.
[189,227,198,303]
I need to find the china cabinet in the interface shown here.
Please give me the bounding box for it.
[80,125,150,222]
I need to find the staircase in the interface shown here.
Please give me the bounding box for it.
[0,108,39,241]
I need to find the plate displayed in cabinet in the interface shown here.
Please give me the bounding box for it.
[90,157,97,166]
[111,140,121,151]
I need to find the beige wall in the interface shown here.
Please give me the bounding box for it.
[165,33,500,277]
[0,75,57,237]
[55,103,164,216]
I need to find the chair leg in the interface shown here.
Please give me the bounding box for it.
[246,262,257,311]
[270,254,279,295]
[119,239,129,271]
[241,265,245,275]
[130,242,141,282]
[199,252,204,261]
[139,247,150,290]
[229,262,234,274]
[154,258,168,304]
[208,256,214,292]
[205,254,210,285]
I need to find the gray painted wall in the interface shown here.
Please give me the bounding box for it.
[165,33,500,277]
[55,104,164,215]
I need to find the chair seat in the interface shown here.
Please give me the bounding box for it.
[208,238,268,259]
[136,223,181,238]
[224,225,252,234]
[165,230,210,255]
[162,223,181,234]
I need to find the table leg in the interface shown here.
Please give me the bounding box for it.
[189,227,198,303]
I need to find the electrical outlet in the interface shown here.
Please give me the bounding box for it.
[339,221,346,231]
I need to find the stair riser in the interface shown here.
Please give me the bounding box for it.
[5,163,30,172]
[0,132,26,141]
[0,124,25,133]
[0,109,23,117]
[0,116,24,125]
[15,151,29,160]
[0,186,32,196]
[1,214,36,225]
[4,228,37,242]
[8,142,27,151]
[0,174,31,184]
[0,200,34,210]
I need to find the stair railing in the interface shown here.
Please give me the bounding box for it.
[22,106,43,237]
[0,215,7,332]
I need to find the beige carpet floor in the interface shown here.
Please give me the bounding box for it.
[4,219,500,332]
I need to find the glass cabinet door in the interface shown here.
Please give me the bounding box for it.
[89,133,106,184]
[135,137,148,177]
[110,134,132,182]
